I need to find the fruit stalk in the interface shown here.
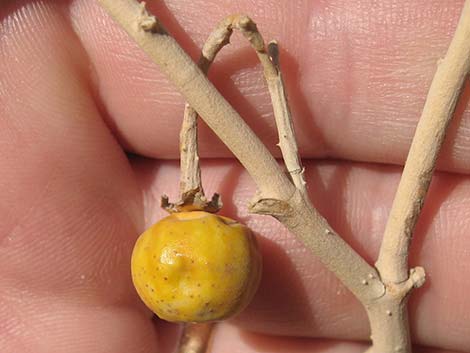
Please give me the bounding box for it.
[177,323,213,353]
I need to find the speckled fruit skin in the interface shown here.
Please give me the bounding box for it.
[131,211,262,323]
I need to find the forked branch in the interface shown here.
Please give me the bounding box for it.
[97,0,384,304]
[96,1,470,352]
[367,1,470,351]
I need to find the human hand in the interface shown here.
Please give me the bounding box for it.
[1,1,469,352]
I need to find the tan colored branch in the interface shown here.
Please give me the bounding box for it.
[166,90,223,213]
[96,0,384,303]
[367,1,470,352]
[200,15,307,194]
[166,103,223,214]
[176,20,229,212]
[179,106,203,197]
[224,17,307,195]
[266,41,307,195]
[375,0,470,284]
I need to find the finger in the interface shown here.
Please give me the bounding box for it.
[0,2,163,352]
[209,323,460,353]
[2,2,466,353]
[1,0,139,305]
[131,156,470,352]
[70,0,470,173]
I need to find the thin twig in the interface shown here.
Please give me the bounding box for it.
[266,41,307,195]
[162,97,222,213]
[175,23,229,213]
[163,104,223,213]
[199,15,307,195]
[375,0,470,284]
[161,20,224,213]
[179,105,203,197]
[212,16,307,193]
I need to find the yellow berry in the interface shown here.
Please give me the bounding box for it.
[131,211,262,323]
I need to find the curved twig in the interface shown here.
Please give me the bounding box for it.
[197,14,307,195]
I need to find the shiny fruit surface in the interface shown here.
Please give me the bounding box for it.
[131,211,261,322]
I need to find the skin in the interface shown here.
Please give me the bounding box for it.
[0,0,469,352]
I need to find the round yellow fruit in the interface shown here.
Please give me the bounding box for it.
[131,211,262,323]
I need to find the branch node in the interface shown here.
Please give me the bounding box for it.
[287,167,305,175]
[408,266,426,289]
[138,2,164,33]
[249,196,292,217]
